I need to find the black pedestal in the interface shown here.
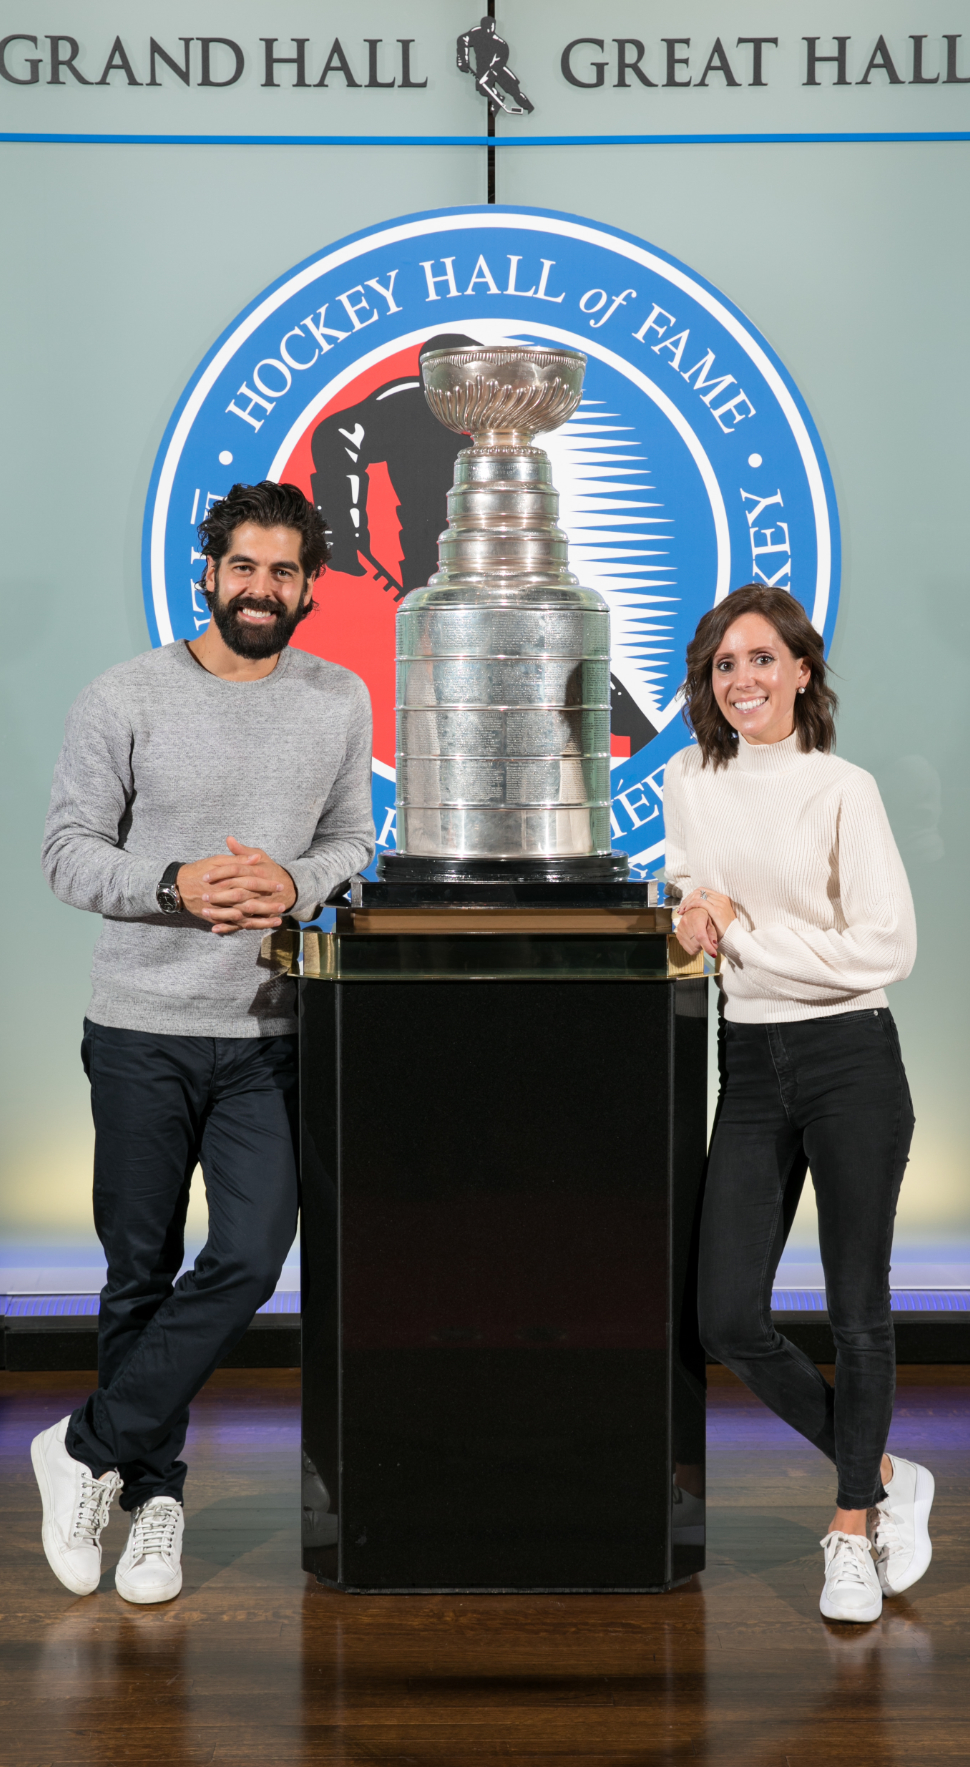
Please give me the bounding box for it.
[299,955,707,1593]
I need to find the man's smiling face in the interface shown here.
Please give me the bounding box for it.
[205,522,316,659]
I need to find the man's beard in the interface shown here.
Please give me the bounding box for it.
[207,585,310,659]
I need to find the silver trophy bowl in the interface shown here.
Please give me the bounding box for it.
[391,344,618,875]
[422,345,586,446]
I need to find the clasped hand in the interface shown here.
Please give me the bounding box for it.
[675,887,737,959]
[177,838,297,936]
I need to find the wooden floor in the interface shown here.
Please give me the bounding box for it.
[2,1366,968,1766]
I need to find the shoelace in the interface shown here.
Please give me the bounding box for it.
[129,1501,180,1561]
[871,1506,902,1560]
[73,1472,119,1544]
[822,1531,876,1589]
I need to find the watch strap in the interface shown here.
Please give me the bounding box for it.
[160,862,183,887]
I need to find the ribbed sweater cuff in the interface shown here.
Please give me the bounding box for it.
[287,859,329,923]
[125,858,168,919]
[717,922,746,964]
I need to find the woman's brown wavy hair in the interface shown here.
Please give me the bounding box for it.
[682,584,838,769]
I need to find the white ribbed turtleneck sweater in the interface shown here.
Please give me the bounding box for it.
[662,731,916,1023]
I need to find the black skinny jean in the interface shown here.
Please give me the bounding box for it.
[66,1022,299,1511]
[698,1007,914,1512]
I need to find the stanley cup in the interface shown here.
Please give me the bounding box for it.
[393,345,612,863]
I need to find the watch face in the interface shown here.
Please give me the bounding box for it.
[157,884,180,914]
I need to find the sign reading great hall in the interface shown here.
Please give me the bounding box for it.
[2,2,968,137]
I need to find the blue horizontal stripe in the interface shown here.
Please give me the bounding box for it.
[5,1286,970,1317]
[771,1287,970,1314]
[2,1294,100,1317]
[1,129,969,149]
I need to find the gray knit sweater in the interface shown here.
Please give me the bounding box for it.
[42,641,375,1037]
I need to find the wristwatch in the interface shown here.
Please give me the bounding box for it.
[156,862,184,915]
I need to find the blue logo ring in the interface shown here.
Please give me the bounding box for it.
[143,205,840,875]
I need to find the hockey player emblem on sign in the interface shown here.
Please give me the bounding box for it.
[308,334,475,602]
[457,18,534,115]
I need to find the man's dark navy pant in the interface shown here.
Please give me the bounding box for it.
[67,1021,299,1511]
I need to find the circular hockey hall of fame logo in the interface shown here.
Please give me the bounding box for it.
[143,205,840,879]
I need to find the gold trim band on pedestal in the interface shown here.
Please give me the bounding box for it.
[666,936,721,979]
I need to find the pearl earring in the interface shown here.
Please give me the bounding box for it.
[798,687,806,694]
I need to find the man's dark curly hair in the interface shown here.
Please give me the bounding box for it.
[196,481,331,587]
[682,583,838,769]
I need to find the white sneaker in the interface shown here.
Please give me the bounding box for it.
[870,1454,935,1595]
[31,1416,121,1596]
[114,1496,184,1604]
[819,1530,883,1623]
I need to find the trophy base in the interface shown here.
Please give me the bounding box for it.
[377,852,630,886]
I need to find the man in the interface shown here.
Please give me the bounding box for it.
[35,480,374,1605]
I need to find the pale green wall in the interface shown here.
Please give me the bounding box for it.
[1,126,968,1253]
[0,143,483,1244]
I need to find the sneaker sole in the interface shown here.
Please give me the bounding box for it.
[30,1431,101,1598]
[820,1587,882,1623]
[880,1465,935,1595]
[115,1568,182,1606]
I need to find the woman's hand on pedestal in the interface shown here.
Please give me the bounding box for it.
[677,888,738,953]
[675,906,719,959]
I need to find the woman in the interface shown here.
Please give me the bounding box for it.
[664,583,931,1625]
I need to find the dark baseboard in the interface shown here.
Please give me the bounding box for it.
[1,1315,300,1374]
[218,1318,301,1369]
[4,1312,968,1374]
[707,1313,970,1367]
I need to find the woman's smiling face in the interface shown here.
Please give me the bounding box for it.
[711,611,811,746]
